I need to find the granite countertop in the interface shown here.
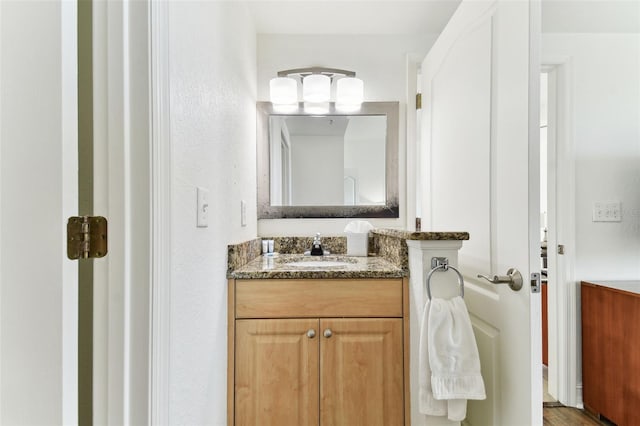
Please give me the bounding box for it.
[582,280,640,296]
[230,254,407,280]
[372,229,469,240]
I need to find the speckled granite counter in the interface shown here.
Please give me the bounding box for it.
[229,254,406,280]
[371,229,469,241]
[227,228,469,279]
[370,229,469,270]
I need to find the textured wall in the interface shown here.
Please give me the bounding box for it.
[168,2,256,424]
[543,33,640,280]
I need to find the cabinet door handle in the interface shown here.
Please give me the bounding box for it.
[323,328,333,338]
[306,329,316,339]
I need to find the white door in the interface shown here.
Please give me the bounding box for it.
[1,2,150,424]
[420,0,541,425]
[0,1,78,424]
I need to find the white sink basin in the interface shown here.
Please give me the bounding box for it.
[285,261,351,268]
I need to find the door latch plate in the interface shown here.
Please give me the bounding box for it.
[531,272,541,293]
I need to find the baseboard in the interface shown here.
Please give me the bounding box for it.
[575,383,583,409]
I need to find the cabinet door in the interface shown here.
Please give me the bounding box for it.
[235,319,319,426]
[582,284,625,424]
[320,318,404,426]
[623,290,640,426]
[542,282,548,365]
[581,284,604,415]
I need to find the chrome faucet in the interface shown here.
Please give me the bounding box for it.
[310,233,324,256]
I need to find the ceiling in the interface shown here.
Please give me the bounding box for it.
[245,0,463,35]
[245,0,640,35]
[542,0,640,33]
[284,116,350,136]
[283,115,386,139]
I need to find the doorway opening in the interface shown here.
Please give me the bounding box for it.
[540,70,557,405]
[540,59,580,409]
[541,62,577,407]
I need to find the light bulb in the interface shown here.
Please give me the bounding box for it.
[336,77,364,107]
[269,77,297,105]
[303,74,330,103]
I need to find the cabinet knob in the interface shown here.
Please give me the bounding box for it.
[306,329,316,339]
[323,328,333,338]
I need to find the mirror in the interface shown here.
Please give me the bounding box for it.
[257,101,399,218]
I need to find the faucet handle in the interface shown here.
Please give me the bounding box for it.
[310,233,324,256]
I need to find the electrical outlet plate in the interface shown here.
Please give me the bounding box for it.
[592,201,621,222]
[241,200,247,227]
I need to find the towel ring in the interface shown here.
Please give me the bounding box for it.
[425,264,465,300]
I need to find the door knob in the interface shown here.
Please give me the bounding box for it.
[323,328,333,338]
[306,329,316,339]
[477,268,523,291]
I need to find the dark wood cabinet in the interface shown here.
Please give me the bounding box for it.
[581,281,640,426]
[542,282,548,366]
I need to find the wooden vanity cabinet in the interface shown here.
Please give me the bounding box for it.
[228,278,409,426]
[581,281,640,426]
[235,319,320,426]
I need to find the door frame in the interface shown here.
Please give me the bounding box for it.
[149,0,172,424]
[541,57,579,408]
[92,0,153,423]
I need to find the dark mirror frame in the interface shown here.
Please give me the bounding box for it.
[257,101,399,219]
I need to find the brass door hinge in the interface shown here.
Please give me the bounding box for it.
[67,216,108,259]
[416,93,422,110]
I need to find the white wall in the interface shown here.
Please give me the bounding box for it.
[168,2,256,424]
[257,34,437,235]
[344,116,386,204]
[543,33,640,280]
[291,135,344,205]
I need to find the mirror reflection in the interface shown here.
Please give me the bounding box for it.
[257,101,399,219]
[269,115,386,207]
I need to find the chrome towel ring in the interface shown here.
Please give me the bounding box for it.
[425,264,465,300]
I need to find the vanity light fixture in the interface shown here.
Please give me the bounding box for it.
[336,77,364,110]
[303,74,331,103]
[269,67,364,109]
[269,77,297,105]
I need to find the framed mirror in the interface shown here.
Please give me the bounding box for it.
[257,101,399,219]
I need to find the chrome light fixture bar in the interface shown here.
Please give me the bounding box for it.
[270,67,364,109]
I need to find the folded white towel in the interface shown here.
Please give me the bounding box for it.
[419,296,486,421]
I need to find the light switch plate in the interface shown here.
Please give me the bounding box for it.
[197,187,209,227]
[593,201,621,222]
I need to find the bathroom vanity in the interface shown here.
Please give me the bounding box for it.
[226,230,470,425]
[581,280,640,426]
[227,254,409,426]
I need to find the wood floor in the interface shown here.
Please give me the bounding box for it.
[543,406,608,426]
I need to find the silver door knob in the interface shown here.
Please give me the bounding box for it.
[306,329,316,339]
[477,268,523,291]
[323,329,333,338]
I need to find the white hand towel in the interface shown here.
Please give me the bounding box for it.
[428,296,486,421]
[418,299,447,416]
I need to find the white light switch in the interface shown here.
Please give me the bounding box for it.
[593,201,622,222]
[197,187,209,227]
[241,200,247,227]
